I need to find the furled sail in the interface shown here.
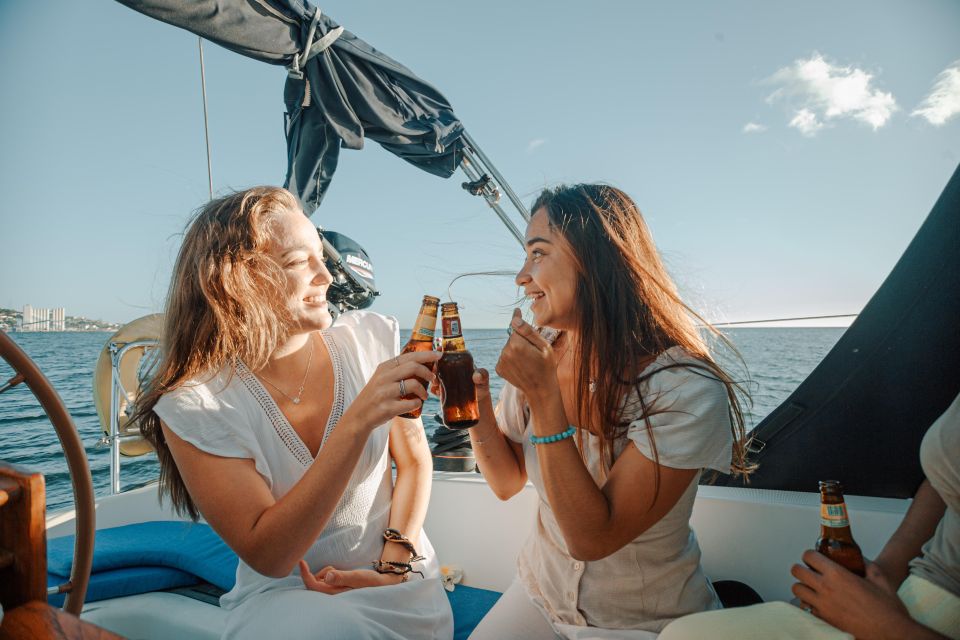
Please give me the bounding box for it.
[116,0,464,213]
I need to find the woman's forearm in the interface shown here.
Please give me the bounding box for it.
[874,479,945,587]
[382,438,433,564]
[239,416,370,576]
[527,391,614,559]
[470,396,527,500]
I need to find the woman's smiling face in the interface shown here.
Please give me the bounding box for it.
[515,208,580,331]
[266,206,335,333]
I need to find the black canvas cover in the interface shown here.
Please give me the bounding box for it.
[717,163,960,499]
[117,0,464,213]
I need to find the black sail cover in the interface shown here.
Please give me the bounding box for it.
[717,163,960,499]
[116,0,464,213]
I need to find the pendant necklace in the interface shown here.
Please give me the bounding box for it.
[258,334,315,405]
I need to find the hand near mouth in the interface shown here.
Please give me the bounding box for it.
[495,308,561,402]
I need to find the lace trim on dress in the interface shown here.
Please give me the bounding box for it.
[318,329,345,448]
[236,360,315,467]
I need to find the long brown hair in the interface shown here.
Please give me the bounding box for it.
[530,184,753,480]
[134,186,302,519]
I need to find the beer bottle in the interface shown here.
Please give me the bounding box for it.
[436,302,479,429]
[816,480,866,577]
[399,295,440,419]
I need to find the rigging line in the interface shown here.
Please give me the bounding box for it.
[446,270,516,302]
[707,313,859,327]
[198,37,214,200]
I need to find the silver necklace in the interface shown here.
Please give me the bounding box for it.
[258,335,315,405]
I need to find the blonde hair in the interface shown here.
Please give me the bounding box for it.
[135,186,302,519]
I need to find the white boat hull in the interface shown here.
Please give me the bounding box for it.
[46,472,910,639]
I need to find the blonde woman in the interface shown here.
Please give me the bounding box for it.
[135,187,453,639]
[466,184,751,639]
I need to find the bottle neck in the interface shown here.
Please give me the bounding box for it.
[819,500,856,541]
[440,315,467,352]
[409,305,438,342]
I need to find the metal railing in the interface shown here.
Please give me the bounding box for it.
[97,339,159,495]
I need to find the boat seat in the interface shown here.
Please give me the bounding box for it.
[47,521,501,640]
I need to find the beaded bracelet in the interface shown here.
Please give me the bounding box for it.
[530,425,577,446]
[383,529,426,563]
[372,560,424,580]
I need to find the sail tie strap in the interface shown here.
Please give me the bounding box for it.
[288,9,344,79]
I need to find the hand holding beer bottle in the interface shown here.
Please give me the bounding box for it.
[399,296,440,419]
[435,302,480,429]
[815,480,866,577]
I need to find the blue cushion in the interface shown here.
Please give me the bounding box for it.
[46,521,238,591]
[47,565,199,607]
[47,521,501,638]
[448,585,501,640]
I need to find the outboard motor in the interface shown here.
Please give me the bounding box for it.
[319,229,380,313]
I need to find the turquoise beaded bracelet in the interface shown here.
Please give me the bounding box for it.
[530,426,577,446]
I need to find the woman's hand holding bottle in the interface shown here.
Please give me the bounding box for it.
[342,351,441,432]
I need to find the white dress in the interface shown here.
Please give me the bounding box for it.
[154,311,454,640]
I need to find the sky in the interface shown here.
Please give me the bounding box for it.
[1,1,958,329]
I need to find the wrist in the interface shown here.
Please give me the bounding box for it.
[471,421,501,445]
[339,411,373,437]
[525,379,562,412]
[527,395,567,437]
[380,540,414,563]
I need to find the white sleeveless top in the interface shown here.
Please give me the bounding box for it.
[154,311,441,609]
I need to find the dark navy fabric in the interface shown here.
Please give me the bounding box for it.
[116,0,464,213]
[47,521,238,591]
[47,521,501,637]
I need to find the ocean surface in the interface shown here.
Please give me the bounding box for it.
[0,327,844,513]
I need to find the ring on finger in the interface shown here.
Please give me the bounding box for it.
[399,379,407,398]
[394,356,401,368]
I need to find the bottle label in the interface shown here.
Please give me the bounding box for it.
[412,310,437,339]
[820,503,850,528]
[442,317,461,337]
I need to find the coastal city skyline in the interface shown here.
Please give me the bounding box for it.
[1,2,958,329]
[0,306,120,334]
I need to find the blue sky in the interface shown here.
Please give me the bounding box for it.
[1,1,958,329]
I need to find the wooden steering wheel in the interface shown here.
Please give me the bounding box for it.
[0,331,95,616]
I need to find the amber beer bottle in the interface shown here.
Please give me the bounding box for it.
[816,480,866,577]
[436,302,479,429]
[399,295,440,419]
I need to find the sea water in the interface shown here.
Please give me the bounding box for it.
[0,328,843,512]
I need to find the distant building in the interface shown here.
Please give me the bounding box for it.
[21,305,66,331]
[52,307,65,331]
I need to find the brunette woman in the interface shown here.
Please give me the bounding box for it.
[135,187,453,639]
[466,184,751,639]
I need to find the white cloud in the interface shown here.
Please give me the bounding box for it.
[912,61,960,126]
[742,122,767,134]
[789,109,823,136]
[526,138,546,153]
[766,53,898,135]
